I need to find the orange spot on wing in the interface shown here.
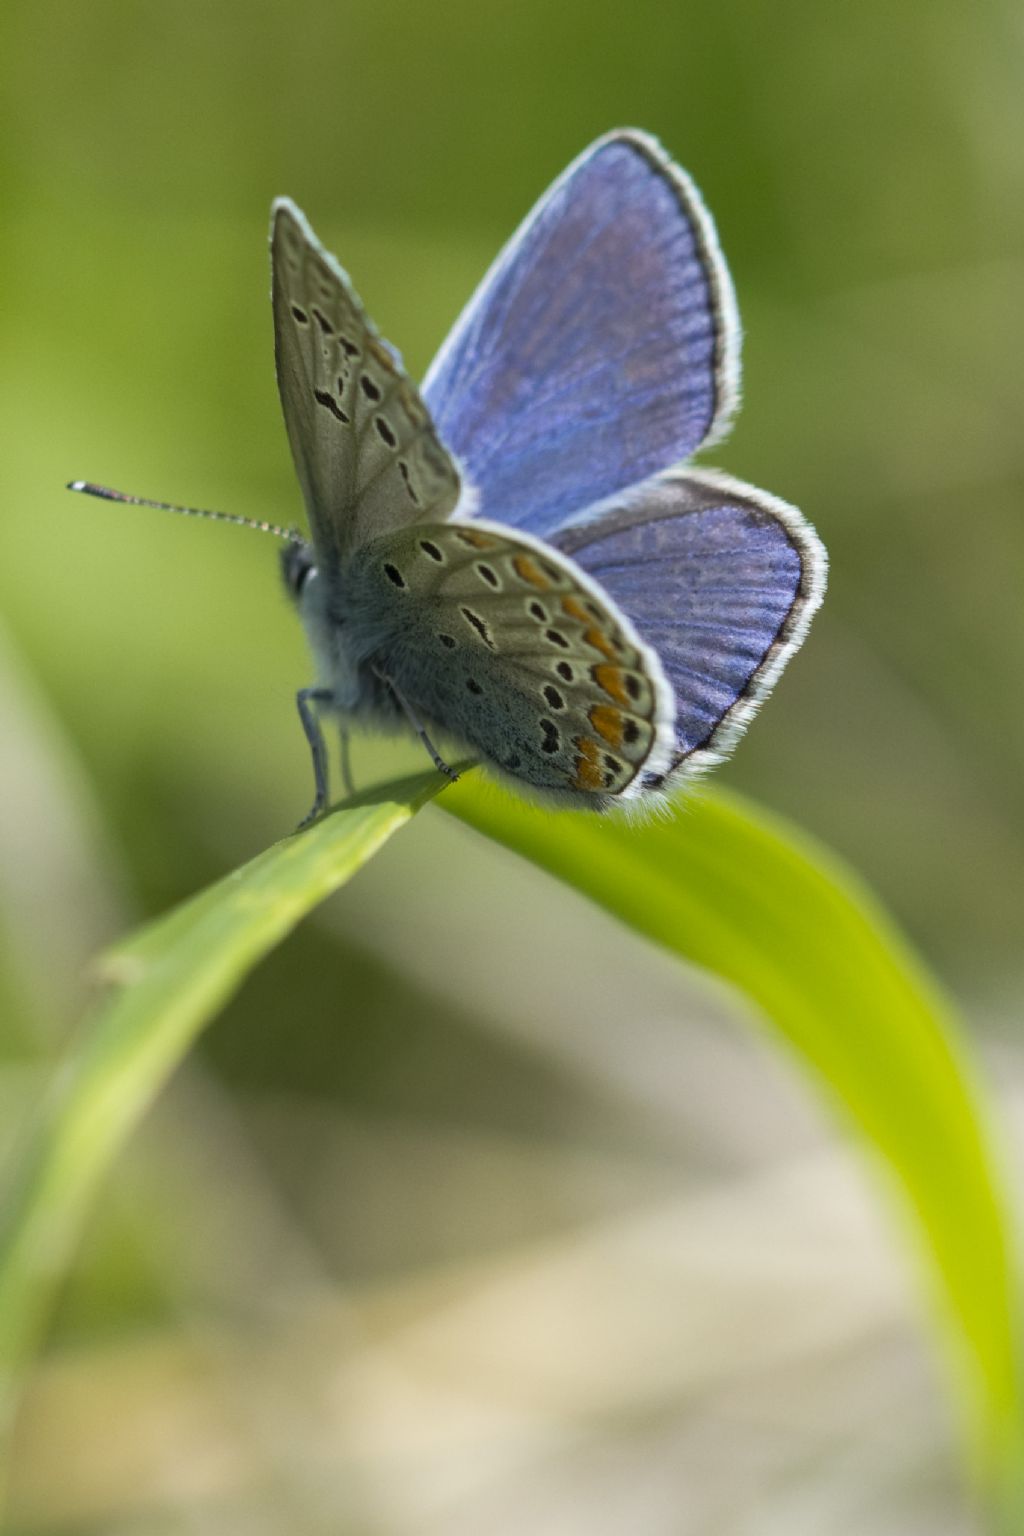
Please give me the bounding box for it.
[513,554,551,589]
[561,595,590,622]
[593,664,631,707]
[589,704,624,749]
[572,736,604,791]
[456,528,497,549]
[366,338,398,376]
[585,627,620,660]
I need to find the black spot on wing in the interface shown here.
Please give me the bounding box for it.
[540,718,560,754]
[400,462,421,505]
[460,607,494,648]
[314,388,350,424]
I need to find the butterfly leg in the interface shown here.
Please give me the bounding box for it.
[295,686,335,829]
[372,667,459,783]
[338,726,355,798]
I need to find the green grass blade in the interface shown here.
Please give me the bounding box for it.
[0,761,1018,1522]
[441,777,1022,1514]
[0,767,448,1441]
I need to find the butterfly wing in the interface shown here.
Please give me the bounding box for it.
[549,470,827,784]
[347,518,676,806]
[272,199,461,563]
[421,130,739,540]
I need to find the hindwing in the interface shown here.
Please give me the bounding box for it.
[347,519,676,805]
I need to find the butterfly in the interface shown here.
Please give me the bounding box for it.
[73,130,826,825]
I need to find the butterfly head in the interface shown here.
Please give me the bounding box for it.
[281,537,317,602]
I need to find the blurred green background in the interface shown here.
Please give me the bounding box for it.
[1,1,1022,1530]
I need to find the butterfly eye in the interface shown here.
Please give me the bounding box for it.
[281,541,316,599]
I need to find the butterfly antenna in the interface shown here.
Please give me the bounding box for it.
[66,480,301,543]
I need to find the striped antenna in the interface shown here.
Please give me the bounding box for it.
[66,480,301,543]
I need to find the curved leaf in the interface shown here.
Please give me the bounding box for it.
[0,764,1018,1525]
[441,776,1022,1514]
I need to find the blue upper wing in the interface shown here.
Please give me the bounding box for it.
[554,470,827,782]
[422,131,739,539]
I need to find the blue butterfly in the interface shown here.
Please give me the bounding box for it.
[75,130,826,825]
[271,130,826,822]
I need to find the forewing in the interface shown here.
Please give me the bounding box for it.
[422,130,739,540]
[350,519,676,805]
[554,470,827,783]
[272,199,461,562]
